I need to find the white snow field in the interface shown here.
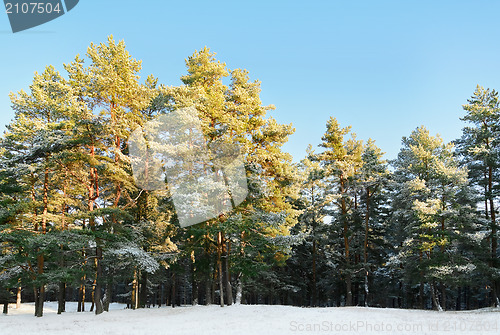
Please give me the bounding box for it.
[1,302,499,335]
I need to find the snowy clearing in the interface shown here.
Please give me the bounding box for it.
[1,303,499,335]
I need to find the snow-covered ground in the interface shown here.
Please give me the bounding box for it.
[1,302,499,335]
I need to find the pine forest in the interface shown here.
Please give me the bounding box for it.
[2,36,500,318]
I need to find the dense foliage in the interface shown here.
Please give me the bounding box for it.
[0,37,499,316]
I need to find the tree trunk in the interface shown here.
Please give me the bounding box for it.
[364,273,369,307]
[224,239,232,305]
[34,161,49,318]
[92,232,103,314]
[171,272,176,308]
[16,284,21,309]
[341,180,352,306]
[235,231,246,305]
[440,283,446,311]
[217,231,224,307]
[431,282,443,311]
[58,181,68,315]
[419,280,424,309]
[91,246,104,315]
[131,268,138,310]
[192,262,198,305]
[364,187,371,307]
[57,282,66,314]
[235,274,243,305]
[103,273,113,312]
[345,274,352,307]
[81,280,86,311]
[311,185,317,307]
[160,283,164,307]
[77,284,82,312]
[465,285,470,310]
[77,278,86,312]
[312,236,317,307]
[35,253,45,317]
[57,244,66,314]
[34,285,45,317]
[34,286,38,313]
[140,271,148,308]
[90,279,95,312]
[488,165,498,307]
[205,277,212,305]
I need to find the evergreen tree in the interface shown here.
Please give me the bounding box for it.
[165,47,299,306]
[358,139,390,306]
[456,85,500,306]
[3,65,77,316]
[318,117,363,306]
[391,126,481,310]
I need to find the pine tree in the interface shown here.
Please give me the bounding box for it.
[62,36,153,314]
[358,139,390,306]
[391,126,480,310]
[298,146,328,306]
[164,47,299,306]
[318,117,363,306]
[456,85,500,306]
[4,65,78,316]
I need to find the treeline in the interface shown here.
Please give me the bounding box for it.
[0,36,499,317]
[287,98,499,311]
[0,36,297,317]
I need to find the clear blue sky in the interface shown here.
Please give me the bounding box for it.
[1,0,500,161]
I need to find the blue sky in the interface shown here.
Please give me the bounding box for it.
[1,0,500,161]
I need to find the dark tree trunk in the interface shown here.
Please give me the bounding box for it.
[171,272,176,308]
[77,285,82,312]
[355,279,360,306]
[345,274,352,306]
[78,249,87,312]
[341,181,352,307]
[217,231,225,307]
[57,282,66,314]
[35,253,45,317]
[140,271,148,308]
[440,283,446,311]
[464,286,469,310]
[34,158,49,318]
[364,187,371,307]
[419,281,424,309]
[192,263,198,305]
[90,279,95,312]
[103,273,113,312]
[311,185,318,307]
[224,239,232,305]
[160,283,164,307]
[487,165,498,307]
[34,285,45,317]
[312,238,317,307]
[205,277,212,305]
[93,245,103,314]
